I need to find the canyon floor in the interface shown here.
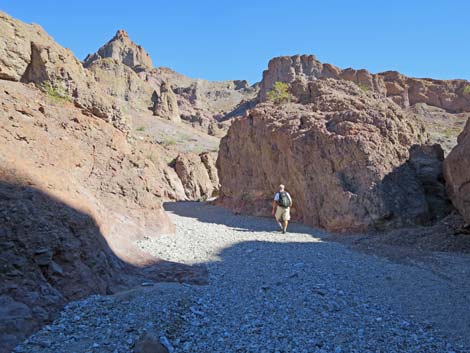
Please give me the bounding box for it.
[14,202,470,353]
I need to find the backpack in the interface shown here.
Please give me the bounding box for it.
[277,191,291,208]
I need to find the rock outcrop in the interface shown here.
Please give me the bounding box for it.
[0,11,126,131]
[0,80,196,351]
[444,119,470,223]
[218,79,449,232]
[83,29,153,72]
[82,31,259,135]
[152,81,180,122]
[140,67,259,136]
[173,152,219,200]
[259,55,470,113]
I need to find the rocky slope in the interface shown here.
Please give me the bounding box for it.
[0,12,220,351]
[259,55,470,153]
[83,30,259,135]
[217,79,451,232]
[0,11,127,131]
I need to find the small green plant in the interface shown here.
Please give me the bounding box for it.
[39,81,71,103]
[136,126,146,132]
[162,137,177,147]
[357,83,370,92]
[266,81,292,105]
[463,85,470,94]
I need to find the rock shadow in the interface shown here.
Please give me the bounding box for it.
[164,201,331,237]
[0,180,206,353]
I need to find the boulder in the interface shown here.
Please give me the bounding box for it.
[217,79,449,232]
[444,119,470,223]
[173,152,219,200]
[134,332,169,353]
[152,81,181,122]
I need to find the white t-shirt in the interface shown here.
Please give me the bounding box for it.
[274,191,292,203]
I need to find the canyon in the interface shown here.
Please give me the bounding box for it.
[1,10,470,353]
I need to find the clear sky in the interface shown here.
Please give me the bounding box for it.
[2,1,469,84]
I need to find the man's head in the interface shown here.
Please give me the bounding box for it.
[279,184,285,191]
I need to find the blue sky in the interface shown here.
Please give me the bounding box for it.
[2,1,469,83]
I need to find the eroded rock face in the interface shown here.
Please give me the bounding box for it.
[173,152,219,200]
[83,29,153,72]
[444,119,470,223]
[0,11,126,131]
[260,55,470,113]
[0,81,190,351]
[218,79,448,232]
[152,81,181,122]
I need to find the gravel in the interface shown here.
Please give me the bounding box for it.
[15,202,470,353]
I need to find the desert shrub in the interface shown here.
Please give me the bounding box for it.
[266,81,292,105]
[136,126,145,132]
[357,83,370,92]
[39,82,71,103]
[162,137,177,147]
[463,85,470,94]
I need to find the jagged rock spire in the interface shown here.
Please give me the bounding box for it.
[83,29,153,72]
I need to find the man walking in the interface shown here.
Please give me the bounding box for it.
[272,184,292,233]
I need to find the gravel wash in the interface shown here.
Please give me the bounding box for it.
[15,202,470,353]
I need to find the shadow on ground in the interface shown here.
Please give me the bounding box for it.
[164,201,330,236]
[0,181,206,353]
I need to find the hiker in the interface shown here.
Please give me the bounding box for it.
[272,184,292,233]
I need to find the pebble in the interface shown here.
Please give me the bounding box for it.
[14,202,469,353]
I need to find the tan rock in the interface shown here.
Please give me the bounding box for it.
[173,152,219,200]
[444,119,470,223]
[152,81,180,122]
[0,11,126,131]
[83,29,153,72]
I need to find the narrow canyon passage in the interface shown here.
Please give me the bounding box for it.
[16,202,470,353]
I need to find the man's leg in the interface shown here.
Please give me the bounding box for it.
[282,220,288,233]
[275,207,283,231]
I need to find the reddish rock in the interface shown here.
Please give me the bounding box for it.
[260,55,470,113]
[0,81,188,352]
[218,79,449,232]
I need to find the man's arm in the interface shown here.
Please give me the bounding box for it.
[272,200,277,215]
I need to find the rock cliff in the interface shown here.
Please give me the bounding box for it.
[259,55,470,113]
[218,79,450,232]
[444,119,470,223]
